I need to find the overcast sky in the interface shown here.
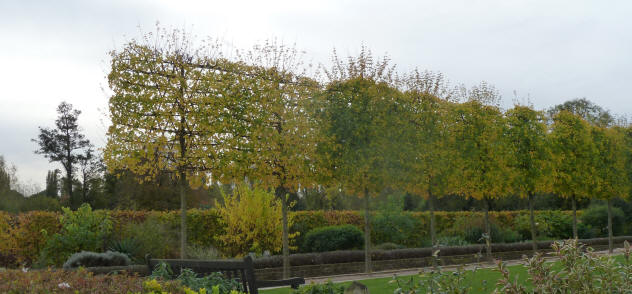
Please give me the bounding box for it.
[1,0,631,190]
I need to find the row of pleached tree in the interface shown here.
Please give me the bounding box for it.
[104,28,632,276]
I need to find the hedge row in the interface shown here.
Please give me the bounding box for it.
[0,209,577,267]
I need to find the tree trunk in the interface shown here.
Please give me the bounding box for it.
[179,174,187,259]
[278,188,290,279]
[608,198,613,254]
[429,191,438,268]
[528,192,538,253]
[572,195,578,239]
[429,192,437,248]
[484,197,492,260]
[65,166,73,207]
[364,188,372,273]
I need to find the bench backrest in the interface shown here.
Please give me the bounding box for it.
[147,256,258,294]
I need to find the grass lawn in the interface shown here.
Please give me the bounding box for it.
[261,255,626,294]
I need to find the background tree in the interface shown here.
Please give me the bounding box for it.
[548,98,614,127]
[452,93,511,259]
[505,105,552,251]
[0,156,16,193]
[33,101,91,208]
[44,169,60,198]
[550,110,596,239]
[317,49,404,273]
[591,126,629,252]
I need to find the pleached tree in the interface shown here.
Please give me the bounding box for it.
[451,89,511,259]
[317,49,405,273]
[222,41,321,278]
[505,105,552,251]
[591,125,629,252]
[104,29,250,258]
[550,110,596,239]
[400,70,457,250]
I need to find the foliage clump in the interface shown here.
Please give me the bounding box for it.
[39,204,112,266]
[496,239,632,293]
[215,184,292,257]
[150,262,243,294]
[302,225,364,253]
[291,281,345,294]
[62,250,131,269]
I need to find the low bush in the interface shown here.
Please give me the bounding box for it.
[119,215,179,259]
[514,211,574,240]
[39,204,112,266]
[371,210,419,248]
[216,184,291,257]
[497,239,632,293]
[580,204,625,238]
[150,262,243,294]
[108,237,142,262]
[0,267,181,293]
[292,281,345,294]
[63,250,131,269]
[301,225,364,253]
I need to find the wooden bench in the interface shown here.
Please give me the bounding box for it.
[146,255,304,294]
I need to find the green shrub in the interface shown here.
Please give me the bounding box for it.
[302,225,364,253]
[150,262,243,294]
[176,268,243,293]
[63,250,131,269]
[120,215,178,259]
[580,204,625,237]
[292,281,345,294]
[108,238,142,262]
[514,211,573,240]
[371,210,418,248]
[39,204,112,266]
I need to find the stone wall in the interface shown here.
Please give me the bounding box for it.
[254,242,619,280]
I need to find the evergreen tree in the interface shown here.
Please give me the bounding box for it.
[33,102,91,207]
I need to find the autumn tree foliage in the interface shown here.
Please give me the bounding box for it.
[505,105,552,251]
[220,41,321,278]
[317,49,406,273]
[400,70,457,249]
[591,126,629,252]
[104,29,251,258]
[451,91,511,258]
[550,110,596,239]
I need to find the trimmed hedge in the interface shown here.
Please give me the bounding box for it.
[0,209,580,267]
[302,225,364,252]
